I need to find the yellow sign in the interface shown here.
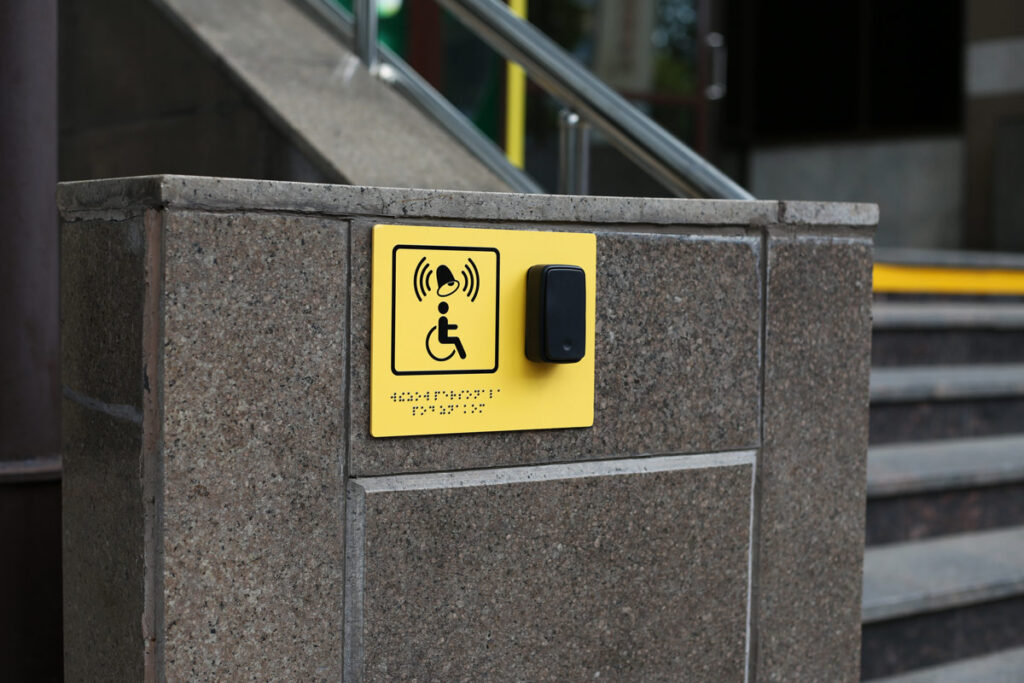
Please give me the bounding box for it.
[371,224,596,437]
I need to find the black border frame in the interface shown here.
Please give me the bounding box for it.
[391,244,500,376]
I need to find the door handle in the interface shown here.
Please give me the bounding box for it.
[705,32,727,101]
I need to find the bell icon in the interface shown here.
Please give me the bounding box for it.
[436,264,459,297]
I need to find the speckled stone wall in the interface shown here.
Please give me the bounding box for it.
[61,212,150,680]
[59,176,874,681]
[755,230,874,681]
[159,210,347,679]
[347,221,762,475]
[345,453,755,681]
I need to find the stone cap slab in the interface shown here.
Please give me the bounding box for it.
[57,175,878,229]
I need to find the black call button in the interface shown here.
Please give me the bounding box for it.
[526,265,586,363]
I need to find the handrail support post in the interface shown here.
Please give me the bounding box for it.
[558,109,590,195]
[354,0,379,70]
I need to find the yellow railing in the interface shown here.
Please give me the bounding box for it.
[504,0,527,168]
[874,263,1024,296]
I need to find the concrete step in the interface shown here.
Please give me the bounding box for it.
[147,0,512,192]
[872,303,1024,366]
[868,434,1024,497]
[871,365,1024,403]
[869,365,1024,444]
[862,525,1024,624]
[861,527,1024,678]
[873,302,1024,330]
[866,435,1024,545]
[875,247,1024,271]
[868,645,1024,682]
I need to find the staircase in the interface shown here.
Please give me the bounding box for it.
[54,1,1024,677]
[862,294,1024,680]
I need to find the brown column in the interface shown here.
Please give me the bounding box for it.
[0,1,62,680]
[0,0,59,460]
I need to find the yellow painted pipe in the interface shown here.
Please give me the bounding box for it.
[874,263,1024,296]
[505,0,527,169]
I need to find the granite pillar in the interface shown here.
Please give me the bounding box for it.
[59,176,875,680]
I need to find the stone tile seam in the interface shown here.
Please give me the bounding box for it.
[342,482,366,683]
[142,207,167,682]
[183,213,868,238]
[340,217,354,681]
[745,227,769,683]
[111,205,775,232]
[61,204,876,235]
[62,385,143,425]
[59,200,776,228]
[180,210,766,239]
[744,456,757,683]
[154,210,871,241]
[58,208,152,223]
[766,228,875,244]
[349,449,756,493]
[58,196,875,234]
[359,219,762,238]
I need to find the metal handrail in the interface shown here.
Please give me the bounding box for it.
[304,0,753,199]
[295,0,542,194]
[436,0,752,199]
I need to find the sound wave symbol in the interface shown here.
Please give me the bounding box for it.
[462,258,480,302]
[413,257,432,301]
[412,257,480,302]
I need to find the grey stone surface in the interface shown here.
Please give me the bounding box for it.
[60,210,157,680]
[862,526,1024,624]
[154,0,509,191]
[862,595,1024,680]
[346,452,755,682]
[993,118,1024,251]
[59,177,878,680]
[871,644,1024,683]
[62,104,327,185]
[159,210,347,679]
[349,222,762,475]
[755,232,874,681]
[61,398,146,682]
[750,136,961,248]
[866,481,1024,546]
[869,397,1024,445]
[872,328,1024,367]
[60,0,237,135]
[868,434,1024,497]
[780,199,880,226]
[58,174,786,226]
[60,0,329,185]
[871,364,1024,403]
[60,215,147,407]
[873,302,1024,330]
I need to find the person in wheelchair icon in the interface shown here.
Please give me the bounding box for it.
[425,301,467,361]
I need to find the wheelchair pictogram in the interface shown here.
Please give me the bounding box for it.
[425,301,467,361]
